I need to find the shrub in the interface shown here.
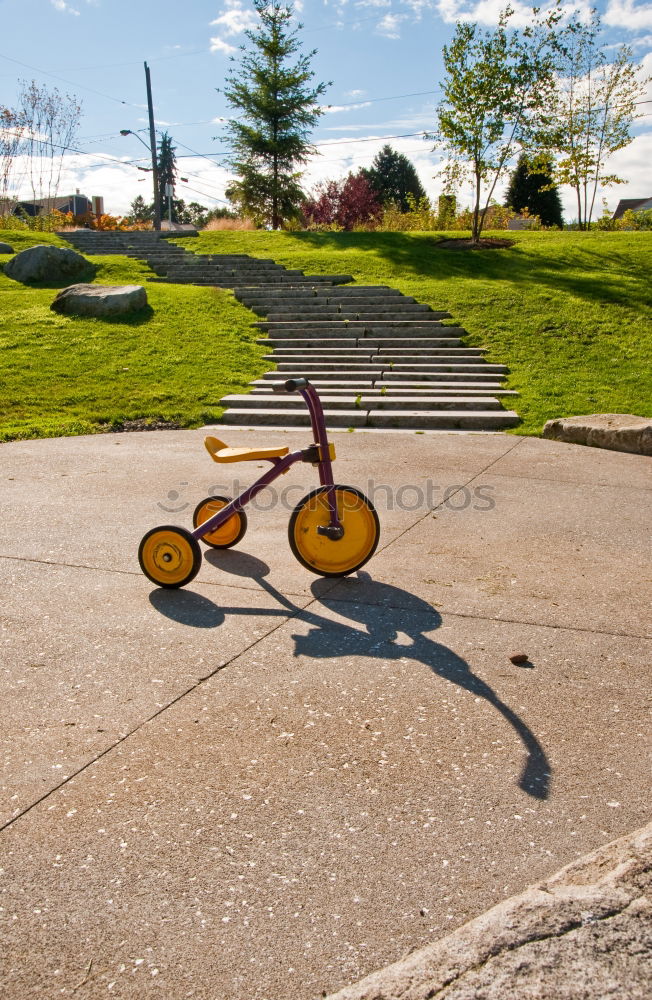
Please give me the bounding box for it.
[203,217,256,231]
[303,174,381,231]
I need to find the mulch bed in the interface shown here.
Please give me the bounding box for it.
[102,418,182,433]
[435,237,514,250]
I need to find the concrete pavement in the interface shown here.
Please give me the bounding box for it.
[0,428,650,998]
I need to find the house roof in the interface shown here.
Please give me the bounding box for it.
[612,198,652,220]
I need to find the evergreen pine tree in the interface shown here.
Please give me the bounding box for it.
[505,153,563,227]
[222,0,328,229]
[157,131,178,221]
[362,145,426,211]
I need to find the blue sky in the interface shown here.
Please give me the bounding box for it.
[1,0,650,220]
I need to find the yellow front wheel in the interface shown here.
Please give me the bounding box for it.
[289,486,380,577]
[138,525,202,589]
[193,495,247,549]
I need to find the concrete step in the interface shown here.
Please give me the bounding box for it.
[221,408,367,427]
[379,370,504,383]
[248,297,422,312]
[266,347,485,358]
[235,286,408,301]
[221,407,520,430]
[260,369,503,383]
[254,328,462,341]
[251,385,518,398]
[259,337,465,349]
[251,378,376,390]
[365,410,520,430]
[256,319,455,330]
[264,304,433,318]
[273,362,502,374]
[266,355,487,368]
[222,394,504,412]
[260,370,383,382]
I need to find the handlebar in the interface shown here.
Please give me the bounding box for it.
[273,377,309,393]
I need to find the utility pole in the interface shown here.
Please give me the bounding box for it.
[144,61,161,232]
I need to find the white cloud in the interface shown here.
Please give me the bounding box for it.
[210,3,258,36]
[51,0,81,14]
[401,0,434,16]
[210,36,238,55]
[604,1,652,30]
[345,89,367,98]
[321,101,373,112]
[376,12,406,37]
[435,0,592,28]
[210,1,257,56]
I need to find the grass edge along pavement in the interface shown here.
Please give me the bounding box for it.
[1,229,651,441]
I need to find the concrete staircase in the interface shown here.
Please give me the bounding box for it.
[58,229,352,288]
[57,230,520,432]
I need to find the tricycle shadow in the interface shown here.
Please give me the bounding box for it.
[149,554,551,801]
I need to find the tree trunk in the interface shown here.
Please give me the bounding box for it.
[472,170,481,243]
[272,150,279,230]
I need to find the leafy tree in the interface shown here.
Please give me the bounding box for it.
[183,201,209,228]
[222,0,328,229]
[544,11,650,230]
[505,153,563,227]
[362,145,426,212]
[126,194,152,223]
[303,173,381,230]
[157,131,178,221]
[429,7,561,243]
[205,206,238,223]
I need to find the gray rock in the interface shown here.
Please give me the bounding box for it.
[543,413,652,456]
[50,283,148,316]
[4,244,89,283]
[327,821,652,1000]
[0,241,14,253]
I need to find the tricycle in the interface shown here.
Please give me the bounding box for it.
[138,378,380,589]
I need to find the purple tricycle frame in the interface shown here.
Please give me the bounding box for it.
[190,378,342,541]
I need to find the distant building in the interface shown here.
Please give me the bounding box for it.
[1,190,104,217]
[612,197,652,220]
[507,215,538,230]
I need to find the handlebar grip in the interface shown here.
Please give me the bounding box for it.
[272,377,309,393]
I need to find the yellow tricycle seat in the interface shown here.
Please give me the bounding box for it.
[204,436,289,464]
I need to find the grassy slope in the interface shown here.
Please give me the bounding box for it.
[0,233,266,441]
[1,229,650,440]
[192,230,652,435]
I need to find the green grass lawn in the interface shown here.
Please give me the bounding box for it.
[0,233,266,441]
[1,228,650,441]
[192,229,652,436]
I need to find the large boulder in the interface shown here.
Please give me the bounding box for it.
[50,283,148,317]
[543,413,652,456]
[4,244,90,283]
[0,241,14,253]
[327,821,652,1000]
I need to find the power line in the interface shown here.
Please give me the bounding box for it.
[0,51,140,107]
[1,128,147,168]
[324,90,439,110]
[177,180,229,205]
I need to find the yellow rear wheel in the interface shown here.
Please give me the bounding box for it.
[289,486,380,577]
[193,495,247,549]
[138,525,202,589]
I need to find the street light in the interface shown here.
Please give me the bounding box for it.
[120,128,161,231]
